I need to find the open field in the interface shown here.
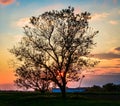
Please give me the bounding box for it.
[0,91,120,106]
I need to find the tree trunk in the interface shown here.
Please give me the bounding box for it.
[61,85,66,99]
[60,78,66,99]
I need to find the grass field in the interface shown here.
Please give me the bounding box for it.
[0,91,120,106]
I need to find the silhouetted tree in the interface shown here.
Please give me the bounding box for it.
[14,61,51,93]
[89,85,102,92]
[10,6,99,98]
[116,84,120,91]
[103,83,120,92]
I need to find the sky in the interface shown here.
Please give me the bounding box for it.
[0,0,120,90]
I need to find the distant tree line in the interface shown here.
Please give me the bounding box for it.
[87,83,120,92]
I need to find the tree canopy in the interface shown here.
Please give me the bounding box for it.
[10,6,99,98]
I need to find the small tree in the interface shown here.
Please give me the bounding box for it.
[103,83,118,92]
[10,6,99,98]
[14,61,51,93]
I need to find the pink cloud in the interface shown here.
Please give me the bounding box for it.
[74,7,81,14]
[0,0,15,5]
[113,0,117,4]
[15,17,36,29]
[16,17,30,27]
[109,20,118,25]
[93,67,120,75]
[103,0,117,5]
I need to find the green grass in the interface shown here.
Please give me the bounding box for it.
[0,91,120,106]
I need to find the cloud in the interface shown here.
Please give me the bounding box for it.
[93,67,120,75]
[98,66,120,69]
[109,20,118,25]
[15,4,63,28]
[91,12,110,21]
[93,56,120,75]
[110,47,120,54]
[92,53,120,75]
[94,53,120,59]
[94,47,120,59]
[74,7,81,14]
[0,0,15,5]
[113,0,117,4]
[16,17,30,27]
[118,10,120,14]
[12,34,23,42]
[115,47,120,51]
[102,0,118,6]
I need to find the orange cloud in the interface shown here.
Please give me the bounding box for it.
[93,67,120,75]
[109,20,118,25]
[0,0,15,5]
[94,47,120,59]
[91,12,109,21]
[92,47,120,75]
[110,47,120,54]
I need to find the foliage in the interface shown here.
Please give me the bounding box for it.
[87,83,120,92]
[15,63,51,93]
[10,6,99,97]
[103,83,120,92]
[88,85,102,92]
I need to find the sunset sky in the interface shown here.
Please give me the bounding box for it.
[0,0,120,90]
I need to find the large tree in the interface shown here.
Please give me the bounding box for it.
[10,6,99,98]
